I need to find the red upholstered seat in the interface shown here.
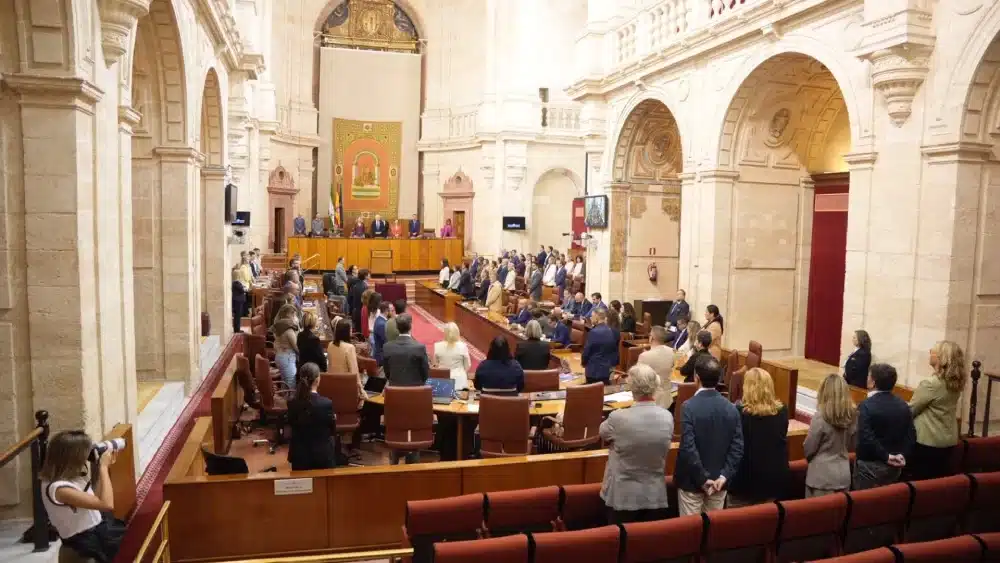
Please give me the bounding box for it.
[967,472,1000,534]
[843,483,912,554]
[905,475,972,542]
[532,525,620,563]
[404,493,485,563]
[432,534,529,563]
[977,532,1000,559]
[483,486,560,536]
[623,514,703,563]
[807,548,896,562]
[892,535,985,562]
[775,493,849,562]
[558,483,605,531]
[787,458,808,500]
[704,502,780,563]
[965,436,1000,473]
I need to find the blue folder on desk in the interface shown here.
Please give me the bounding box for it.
[428,378,456,404]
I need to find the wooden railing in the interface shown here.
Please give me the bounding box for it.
[221,549,413,563]
[967,360,999,437]
[134,501,171,563]
[0,410,51,552]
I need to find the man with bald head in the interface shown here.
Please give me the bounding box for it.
[550,307,571,347]
[568,292,592,319]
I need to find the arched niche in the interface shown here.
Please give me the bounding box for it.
[439,170,474,249]
[268,166,300,253]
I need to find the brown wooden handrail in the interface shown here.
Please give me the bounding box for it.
[0,426,43,469]
[134,501,171,563]
[219,548,414,563]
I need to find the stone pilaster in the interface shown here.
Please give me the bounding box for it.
[117,104,142,427]
[153,146,201,390]
[678,172,697,298]
[201,165,230,341]
[841,151,878,361]
[5,73,107,436]
[694,169,739,321]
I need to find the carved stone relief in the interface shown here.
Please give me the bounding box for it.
[629,194,647,219]
[612,99,683,183]
[661,196,681,222]
[610,189,629,273]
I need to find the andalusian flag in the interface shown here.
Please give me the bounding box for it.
[330,182,342,230]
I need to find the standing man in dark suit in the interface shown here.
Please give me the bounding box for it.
[581,309,618,384]
[528,264,543,302]
[458,264,476,299]
[666,289,690,342]
[348,268,370,330]
[382,314,430,387]
[408,213,421,237]
[675,355,743,515]
[854,363,915,490]
[496,259,509,289]
[537,245,547,268]
[371,214,388,238]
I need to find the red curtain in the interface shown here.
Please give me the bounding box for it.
[804,174,849,366]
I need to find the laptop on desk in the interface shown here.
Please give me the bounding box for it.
[428,378,457,404]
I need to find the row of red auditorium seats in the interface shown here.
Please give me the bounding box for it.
[816,533,1000,562]
[405,472,1000,563]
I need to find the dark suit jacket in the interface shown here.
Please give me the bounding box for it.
[528,271,543,301]
[575,300,593,319]
[348,279,367,329]
[582,324,618,383]
[516,339,551,371]
[372,316,388,365]
[857,391,916,463]
[667,300,690,327]
[382,335,430,386]
[509,308,531,325]
[231,281,246,309]
[537,252,547,268]
[729,405,789,501]
[674,389,744,492]
[844,348,872,389]
[621,316,636,333]
[458,271,475,298]
[408,219,421,236]
[287,392,337,471]
[679,349,711,382]
[552,322,571,347]
[671,328,689,351]
[371,220,388,237]
[554,267,567,291]
[474,359,524,392]
[497,266,509,285]
[297,329,328,372]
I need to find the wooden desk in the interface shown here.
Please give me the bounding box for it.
[724,348,800,415]
[287,237,464,272]
[415,281,463,324]
[163,415,808,561]
[210,355,242,455]
[453,302,561,370]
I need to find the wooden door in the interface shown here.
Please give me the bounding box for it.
[453,211,466,243]
[805,173,849,366]
[273,207,285,253]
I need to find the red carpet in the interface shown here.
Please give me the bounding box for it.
[408,304,483,370]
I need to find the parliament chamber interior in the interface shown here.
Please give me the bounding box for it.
[2,0,1000,562]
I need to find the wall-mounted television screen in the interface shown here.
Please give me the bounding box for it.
[232,211,251,226]
[578,195,608,228]
[502,216,526,230]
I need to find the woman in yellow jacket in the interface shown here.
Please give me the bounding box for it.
[906,340,965,480]
[485,270,504,315]
[703,304,724,361]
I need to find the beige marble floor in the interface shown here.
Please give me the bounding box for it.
[137,380,165,414]
[777,356,840,393]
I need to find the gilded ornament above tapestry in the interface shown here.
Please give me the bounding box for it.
[321,0,419,53]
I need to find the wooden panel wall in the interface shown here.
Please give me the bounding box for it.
[286,238,463,271]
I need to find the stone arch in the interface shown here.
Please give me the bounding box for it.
[708,51,854,364]
[136,0,188,146]
[610,97,684,183]
[314,0,424,39]
[707,39,864,167]
[944,1,1000,145]
[199,68,224,166]
[530,168,583,251]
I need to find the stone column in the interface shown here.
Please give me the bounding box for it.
[6,74,107,436]
[841,151,877,361]
[793,176,816,356]
[594,182,629,300]
[201,165,230,340]
[694,169,739,317]
[154,146,201,390]
[117,104,142,426]
[678,171,697,297]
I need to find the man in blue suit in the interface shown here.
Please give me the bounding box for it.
[550,308,571,347]
[583,292,607,321]
[508,298,532,325]
[536,245,547,268]
[581,309,618,384]
[671,317,690,351]
[554,260,567,293]
[674,355,743,515]
[408,213,421,237]
[569,292,592,319]
[496,259,509,288]
[371,214,388,238]
[666,289,691,343]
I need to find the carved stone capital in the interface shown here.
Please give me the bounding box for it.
[863,44,932,127]
[98,0,151,65]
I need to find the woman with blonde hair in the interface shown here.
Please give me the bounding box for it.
[271,303,300,389]
[728,368,789,506]
[906,340,966,480]
[803,374,857,497]
[433,322,472,390]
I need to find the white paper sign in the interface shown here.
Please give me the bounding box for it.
[274,478,314,496]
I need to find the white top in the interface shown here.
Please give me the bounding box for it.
[433,341,471,390]
[439,267,451,285]
[542,264,557,286]
[571,262,584,277]
[42,479,102,539]
[449,270,462,288]
[503,270,516,290]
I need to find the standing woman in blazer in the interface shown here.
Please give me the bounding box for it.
[728,368,790,506]
[703,305,724,360]
[287,363,337,471]
[906,340,966,480]
[485,270,504,314]
[843,329,873,389]
[296,311,328,372]
[515,320,552,370]
[803,374,857,497]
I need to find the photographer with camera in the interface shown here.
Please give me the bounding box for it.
[40,431,126,562]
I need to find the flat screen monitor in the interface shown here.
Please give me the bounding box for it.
[502,216,526,230]
[232,211,251,226]
[578,195,608,228]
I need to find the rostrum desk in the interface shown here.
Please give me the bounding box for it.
[287,237,464,272]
